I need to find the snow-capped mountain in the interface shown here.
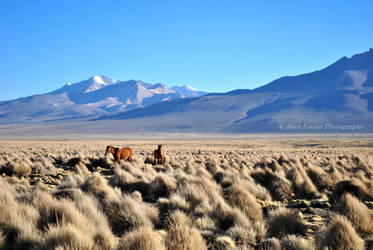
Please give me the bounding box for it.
[0,76,206,124]
[171,85,207,98]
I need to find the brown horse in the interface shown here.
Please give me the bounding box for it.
[105,145,133,163]
[153,145,164,165]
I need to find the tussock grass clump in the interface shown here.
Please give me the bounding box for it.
[214,235,236,249]
[257,237,281,250]
[289,167,319,199]
[267,208,308,238]
[0,231,5,249]
[226,223,265,245]
[333,179,373,202]
[316,214,365,250]
[335,193,373,233]
[225,183,263,222]
[117,227,165,250]
[251,169,293,201]
[165,211,207,250]
[306,164,334,191]
[81,173,117,200]
[2,140,373,249]
[34,191,80,231]
[280,234,313,250]
[0,162,31,177]
[104,195,153,236]
[213,201,251,230]
[238,179,272,201]
[151,175,177,197]
[43,223,94,250]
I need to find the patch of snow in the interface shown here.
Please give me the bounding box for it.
[93,75,105,84]
[84,97,122,108]
[84,76,118,93]
[186,85,197,91]
[345,70,368,90]
[150,85,175,94]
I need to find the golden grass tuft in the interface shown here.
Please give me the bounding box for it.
[257,237,281,250]
[1,140,373,249]
[316,214,365,250]
[335,193,373,233]
[267,207,308,238]
[280,234,314,250]
[117,227,165,250]
[225,183,263,222]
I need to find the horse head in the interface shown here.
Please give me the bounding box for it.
[105,145,114,155]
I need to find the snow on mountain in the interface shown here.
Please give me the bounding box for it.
[0,76,206,124]
[171,85,207,97]
[52,75,118,95]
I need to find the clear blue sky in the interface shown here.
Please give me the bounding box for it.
[1,0,373,101]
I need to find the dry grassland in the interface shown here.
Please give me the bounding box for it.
[0,139,373,249]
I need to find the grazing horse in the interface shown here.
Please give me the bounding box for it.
[154,145,164,165]
[105,145,133,163]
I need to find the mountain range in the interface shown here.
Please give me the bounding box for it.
[0,76,206,124]
[1,48,373,134]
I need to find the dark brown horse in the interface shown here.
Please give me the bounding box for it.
[105,145,133,163]
[153,145,164,165]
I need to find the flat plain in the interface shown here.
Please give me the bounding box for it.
[0,137,373,249]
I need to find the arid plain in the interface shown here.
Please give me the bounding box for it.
[0,137,373,249]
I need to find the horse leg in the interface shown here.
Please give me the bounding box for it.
[116,152,121,163]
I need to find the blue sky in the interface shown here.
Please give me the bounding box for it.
[1,0,373,101]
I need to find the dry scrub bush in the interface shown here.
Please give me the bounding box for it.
[280,235,313,250]
[117,227,165,250]
[267,208,308,238]
[335,193,373,233]
[316,214,365,250]
[165,211,207,250]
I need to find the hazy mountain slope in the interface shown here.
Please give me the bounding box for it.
[97,49,373,132]
[254,48,373,93]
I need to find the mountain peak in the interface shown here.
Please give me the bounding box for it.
[92,75,106,84]
[171,85,206,97]
[85,75,117,93]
